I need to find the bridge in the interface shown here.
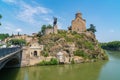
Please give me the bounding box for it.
[0,47,22,70]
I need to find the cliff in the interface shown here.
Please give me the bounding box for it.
[38,30,108,63]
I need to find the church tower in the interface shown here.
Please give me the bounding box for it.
[71,12,86,33]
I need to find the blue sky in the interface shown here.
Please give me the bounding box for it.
[0,0,120,42]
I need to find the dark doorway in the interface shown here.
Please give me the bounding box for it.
[34,51,37,56]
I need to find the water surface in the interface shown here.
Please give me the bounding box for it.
[0,51,120,80]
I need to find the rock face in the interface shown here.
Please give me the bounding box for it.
[38,30,108,64]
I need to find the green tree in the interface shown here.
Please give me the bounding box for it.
[41,25,47,35]
[8,39,26,46]
[47,24,53,28]
[0,33,9,40]
[101,41,120,50]
[87,24,96,33]
[38,24,53,36]
[0,14,2,26]
[37,31,42,37]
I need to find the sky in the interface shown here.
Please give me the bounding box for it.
[0,0,120,42]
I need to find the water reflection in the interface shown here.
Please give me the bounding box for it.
[0,61,107,80]
[0,68,20,80]
[98,51,120,80]
[1,51,120,80]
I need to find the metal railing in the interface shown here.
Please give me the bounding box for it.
[0,47,22,58]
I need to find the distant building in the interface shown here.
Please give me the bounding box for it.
[69,12,86,33]
[4,34,33,43]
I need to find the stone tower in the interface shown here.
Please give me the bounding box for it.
[71,12,86,33]
[53,25,58,34]
[53,17,58,34]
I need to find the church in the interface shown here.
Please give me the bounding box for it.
[69,12,86,33]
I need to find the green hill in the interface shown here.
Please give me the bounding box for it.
[38,30,108,62]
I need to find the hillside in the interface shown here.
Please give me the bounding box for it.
[38,30,108,63]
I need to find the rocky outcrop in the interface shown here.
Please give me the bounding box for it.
[38,31,108,63]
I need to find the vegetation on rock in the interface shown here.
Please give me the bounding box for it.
[38,30,108,60]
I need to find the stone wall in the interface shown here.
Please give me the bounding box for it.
[44,25,58,35]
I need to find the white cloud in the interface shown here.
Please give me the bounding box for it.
[16,28,22,32]
[16,1,52,25]
[2,0,53,26]
[1,0,65,34]
[1,22,22,34]
[2,0,17,3]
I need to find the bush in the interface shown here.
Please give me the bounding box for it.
[38,58,58,66]
[72,31,77,35]
[50,58,58,65]
[74,50,88,58]
[84,41,94,50]
[41,51,49,57]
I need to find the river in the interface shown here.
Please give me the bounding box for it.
[0,51,120,80]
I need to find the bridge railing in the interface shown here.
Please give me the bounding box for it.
[0,47,22,58]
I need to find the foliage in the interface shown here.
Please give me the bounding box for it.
[38,58,58,66]
[8,39,26,46]
[37,31,42,37]
[39,24,53,35]
[87,24,96,33]
[100,41,120,51]
[72,31,77,35]
[41,51,49,57]
[38,29,108,60]
[47,24,53,28]
[41,25,47,35]
[58,30,67,36]
[74,50,88,58]
[84,41,94,50]
[0,33,9,40]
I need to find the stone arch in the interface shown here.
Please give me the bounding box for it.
[1,56,20,69]
[4,58,20,68]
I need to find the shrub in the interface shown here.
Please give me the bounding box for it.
[38,58,58,66]
[72,31,77,35]
[84,41,94,50]
[41,51,49,57]
[50,58,58,65]
[74,50,88,58]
